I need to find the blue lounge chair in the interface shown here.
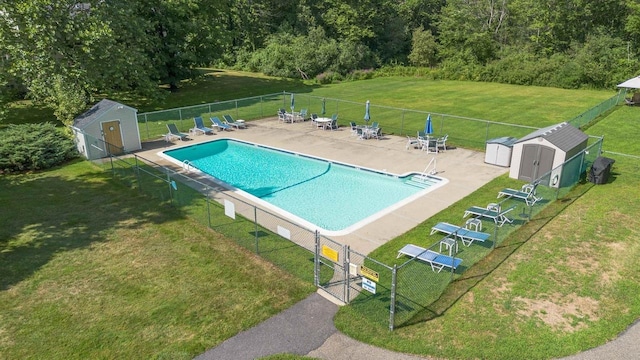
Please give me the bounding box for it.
[430,222,491,247]
[165,123,189,141]
[463,203,516,226]
[210,116,232,131]
[192,116,214,135]
[497,183,542,206]
[396,244,462,273]
[222,114,247,129]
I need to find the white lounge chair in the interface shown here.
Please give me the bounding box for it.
[165,123,189,142]
[222,114,247,129]
[430,222,491,247]
[210,116,232,131]
[396,244,462,273]
[463,204,516,227]
[497,183,542,206]
[192,116,214,135]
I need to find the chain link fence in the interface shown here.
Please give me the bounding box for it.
[85,90,612,331]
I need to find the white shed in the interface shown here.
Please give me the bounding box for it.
[71,99,141,160]
[509,122,588,185]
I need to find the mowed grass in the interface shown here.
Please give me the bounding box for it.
[3,70,637,359]
[335,155,640,359]
[0,160,314,359]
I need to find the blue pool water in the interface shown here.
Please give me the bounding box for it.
[161,139,446,235]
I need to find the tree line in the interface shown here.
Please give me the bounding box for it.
[1,0,639,124]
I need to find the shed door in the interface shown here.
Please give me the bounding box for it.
[518,144,556,182]
[102,120,123,155]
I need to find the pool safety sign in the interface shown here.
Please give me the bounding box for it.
[360,265,379,282]
[321,245,339,262]
[362,278,376,294]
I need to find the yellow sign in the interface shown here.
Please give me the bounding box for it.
[321,245,339,262]
[360,265,379,282]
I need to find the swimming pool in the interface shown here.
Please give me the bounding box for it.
[160,139,447,236]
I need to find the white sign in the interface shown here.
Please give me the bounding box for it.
[224,200,235,219]
[277,225,291,240]
[362,278,376,294]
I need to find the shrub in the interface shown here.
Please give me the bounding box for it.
[0,123,77,174]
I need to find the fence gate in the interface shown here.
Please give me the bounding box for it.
[315,234,351,303]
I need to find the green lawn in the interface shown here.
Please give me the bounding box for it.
[2,70,638,359]
[0,160,314,359]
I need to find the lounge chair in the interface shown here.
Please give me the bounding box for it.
[430,222,491,247]
[222,114,247,129]
[463,203,516,226]
[210,116,232,131]
[192,116,214,135]
[497,183,542,206]
[396,244,462,273]
[165,123,189,141]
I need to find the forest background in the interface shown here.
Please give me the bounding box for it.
[1,0,640,124]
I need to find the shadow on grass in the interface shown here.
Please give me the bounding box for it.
[0,161,189,291]
[395,181,596,328]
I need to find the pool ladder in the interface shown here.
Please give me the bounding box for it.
[182,160,194,173]
[407,157,438,188]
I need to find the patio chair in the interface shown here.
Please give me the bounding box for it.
[417,131,437,153]
[369,126,382,140]
[324,114,338,130]
[165,123,190,142]
[278,108,287,122]
[222,114,247,129]
[430,222,491,247]
[497,183,542,206]
[350,122,358,136]
[210,116,232,131]
[435,134,448,152]
[463,203,516,227]
[298,109,308,121]
[406,135,420,149]
[396,244,462,273]
[192,116,214,135]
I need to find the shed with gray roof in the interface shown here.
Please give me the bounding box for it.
[509,122,588,186]
[71,99,141,160]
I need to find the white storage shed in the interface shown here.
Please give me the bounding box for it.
[71,99,141,160]
[485,137,518,167]
[509,122,588,185]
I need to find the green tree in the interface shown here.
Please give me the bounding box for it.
[409,27,438,67]
[0,0,230,124]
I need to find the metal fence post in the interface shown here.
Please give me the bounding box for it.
[167,173,174,205]
[400,109,405,135]
[344,244,350,303]
[389,264,397,331]
[255,206,259,254]
[485,121,491,143]
[314,231,320,287]
[206,193,212,228]
[134,155,141,193]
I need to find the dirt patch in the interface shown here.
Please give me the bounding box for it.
[515,293,599,332]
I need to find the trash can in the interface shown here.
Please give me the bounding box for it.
[485,137,518,167]
[588,156,615,184]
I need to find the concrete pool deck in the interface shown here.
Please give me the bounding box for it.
[136,117,508,255]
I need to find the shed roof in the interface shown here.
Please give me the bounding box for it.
[515,122,588,152]
[72,99,137,129]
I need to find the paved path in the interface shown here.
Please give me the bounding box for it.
[196,292,640,360]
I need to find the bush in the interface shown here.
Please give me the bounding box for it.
[0,123,77,174]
